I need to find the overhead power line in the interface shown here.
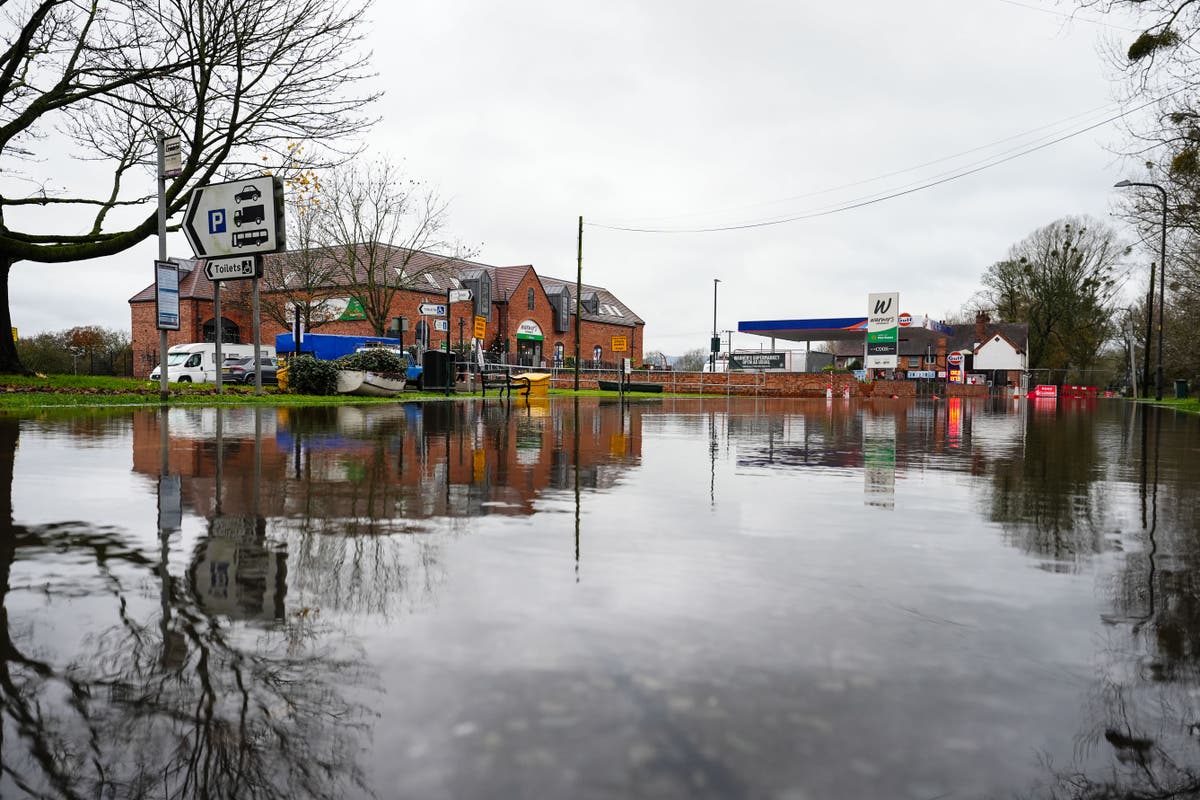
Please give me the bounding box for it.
[587,90,1180,235]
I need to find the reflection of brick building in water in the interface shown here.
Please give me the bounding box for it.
[131,401,643,526]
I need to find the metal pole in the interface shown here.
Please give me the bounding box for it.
[574,216,582,392]
[1114,180,1168,400]
[711,278,720,372]
[157,134,169,402]
[1142,265,1154,398]
[1156,187,1167,401]
[252,270,262,395]
[214,281,222,393]
[1128,310,1138,399]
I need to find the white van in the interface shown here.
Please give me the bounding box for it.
[149,342,277,383]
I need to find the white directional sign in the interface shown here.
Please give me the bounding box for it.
[204,255,260,282]
[419,303,447,316]
[184,176,283,258]
[448,288,472,303]
[434,319,449,332]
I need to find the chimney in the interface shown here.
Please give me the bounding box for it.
[975,310,990,348]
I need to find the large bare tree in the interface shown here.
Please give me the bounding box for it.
[0,0,379,373]
[318,159,469,337]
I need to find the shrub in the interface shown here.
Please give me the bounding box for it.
[287,354,339,395]
[334,349,406,373]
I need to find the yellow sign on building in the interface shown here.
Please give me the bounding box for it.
[474,315,487,340]
[611,335,628,352]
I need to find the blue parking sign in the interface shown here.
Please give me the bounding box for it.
[208,209,226,234]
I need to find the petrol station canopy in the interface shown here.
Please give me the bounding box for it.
[738,315,954,344]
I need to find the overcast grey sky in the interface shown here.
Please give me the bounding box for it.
[12,0,1148,355]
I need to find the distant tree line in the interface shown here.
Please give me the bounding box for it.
[17,326,132,377]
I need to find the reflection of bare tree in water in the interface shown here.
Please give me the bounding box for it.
[1025,410,1200,799]
[0,417,376,799]
[984,409,1110,566]
[281,524,445,619]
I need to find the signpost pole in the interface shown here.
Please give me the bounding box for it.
[156,134,169,402]
[252,262,262,395]
[214,281,222,394]
[445,287,453,396]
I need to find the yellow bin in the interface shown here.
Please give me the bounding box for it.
[514,372,550,397]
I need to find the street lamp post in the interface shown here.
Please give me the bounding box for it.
[711,278,720,372]
[1115,180,1168,400]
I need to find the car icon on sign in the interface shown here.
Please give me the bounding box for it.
[234,185,261,203]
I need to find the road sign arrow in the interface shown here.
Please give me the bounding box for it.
[419,303,447,316]
[183,196,206,256]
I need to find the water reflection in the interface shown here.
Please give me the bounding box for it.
[2,398,1200,798]
[0,414,372,799]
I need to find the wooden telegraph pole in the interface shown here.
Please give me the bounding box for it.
[574,216,582,392]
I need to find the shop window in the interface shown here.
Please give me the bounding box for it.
[593,345,602,364]
[554,342,564,365]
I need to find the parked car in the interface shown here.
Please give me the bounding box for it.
[221,356,278,384]
[149,343,276,383]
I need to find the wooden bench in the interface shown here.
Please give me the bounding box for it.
[479,368,531,398]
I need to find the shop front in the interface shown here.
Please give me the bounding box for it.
[516,320,544,367]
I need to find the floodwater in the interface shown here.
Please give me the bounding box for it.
[0,397,1197,799]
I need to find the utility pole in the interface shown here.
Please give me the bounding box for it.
[1143,266,1154,398]
[711,278,720,372]
[574,216,582,392]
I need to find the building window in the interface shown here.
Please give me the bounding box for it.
[554,342,564,365]
[908,356,920,368]
[527,287,535,310]
[593,345,602,364]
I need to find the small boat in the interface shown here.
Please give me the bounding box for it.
[336,370,406,397]
[597,379,663,393]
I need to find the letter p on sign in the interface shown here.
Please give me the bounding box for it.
[208,209,226,234]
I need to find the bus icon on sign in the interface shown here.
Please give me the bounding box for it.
[232,229,269,248]
[208,209,226,234]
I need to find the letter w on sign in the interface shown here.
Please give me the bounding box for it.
[874,298,892,314]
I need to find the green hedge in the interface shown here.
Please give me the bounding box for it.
[287,355,339,395]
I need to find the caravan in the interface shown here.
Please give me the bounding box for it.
[149,342,276,383]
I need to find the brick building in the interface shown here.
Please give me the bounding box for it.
[128,245,644,376]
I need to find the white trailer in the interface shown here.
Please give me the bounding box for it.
[149,342,276,383]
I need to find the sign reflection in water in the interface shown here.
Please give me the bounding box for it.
[1,399,1199,798]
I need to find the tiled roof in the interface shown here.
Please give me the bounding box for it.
[538,275,645,326]
[946,322,1028,353]
[489,265,534,298]
[129,245,645,328]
